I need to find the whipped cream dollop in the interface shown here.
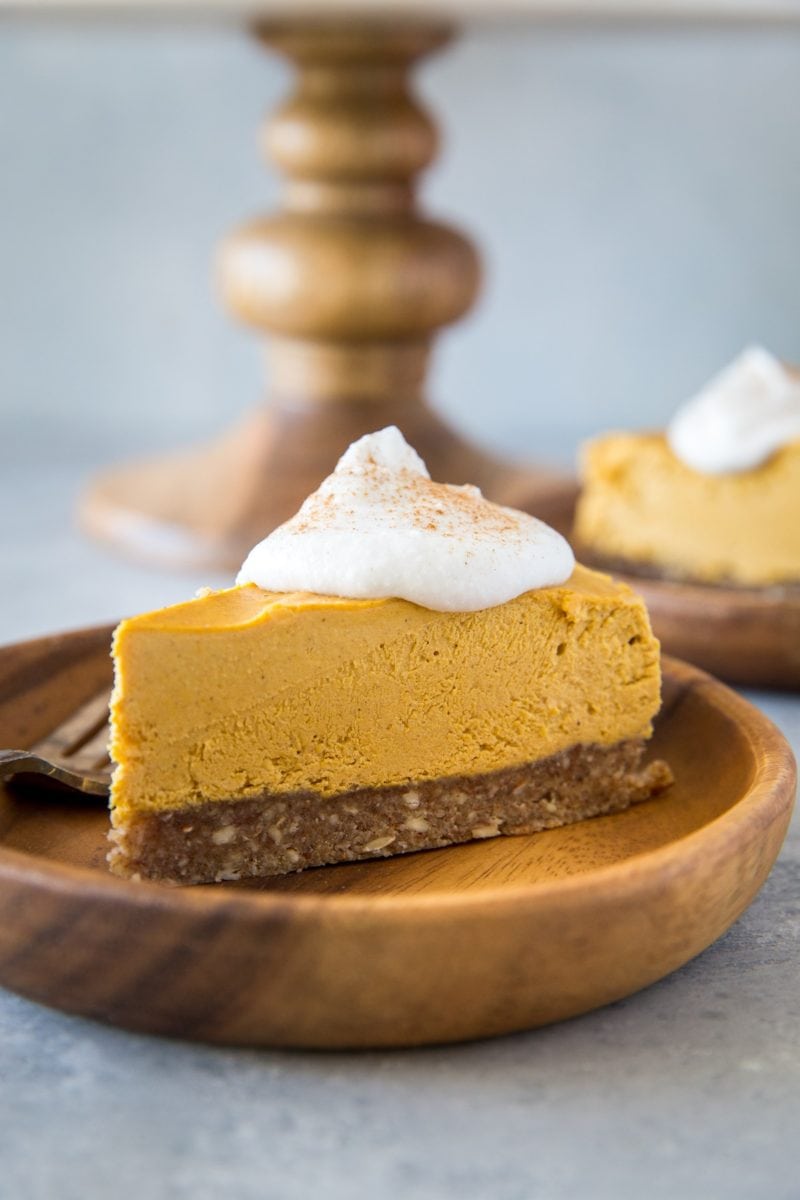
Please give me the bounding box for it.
[667,346,800,474]
[236,427,575,612]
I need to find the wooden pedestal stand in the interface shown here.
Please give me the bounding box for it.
[79,23,573,570]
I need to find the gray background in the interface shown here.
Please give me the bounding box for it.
[1,20,799,1200]
[3,19,800,461]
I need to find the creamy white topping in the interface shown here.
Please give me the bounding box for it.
[236,426,575,612]
[667,346,800,474]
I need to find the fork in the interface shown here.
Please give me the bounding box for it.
[0,690,112,797]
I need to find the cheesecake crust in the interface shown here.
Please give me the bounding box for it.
[108,740,673,886]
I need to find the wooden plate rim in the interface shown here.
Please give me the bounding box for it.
[0,627,795,921]
[610,569,800,616]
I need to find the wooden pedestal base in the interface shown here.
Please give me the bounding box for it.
[79,22,574,571]
[79,401,575,570]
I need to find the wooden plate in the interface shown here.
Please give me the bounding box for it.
[0,625,794,1048]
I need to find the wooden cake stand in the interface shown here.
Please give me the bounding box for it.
[71,17,574,569]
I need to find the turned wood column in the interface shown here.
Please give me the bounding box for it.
[216,23,486,505]
[79,22,572,570]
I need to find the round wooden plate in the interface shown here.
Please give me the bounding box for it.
[0,625,794,1049]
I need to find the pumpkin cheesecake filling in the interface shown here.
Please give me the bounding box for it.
[575,348,800,588]
[109,428,671,884]
[576,433,800,587]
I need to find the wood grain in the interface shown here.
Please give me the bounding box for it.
[0,626,794,1047]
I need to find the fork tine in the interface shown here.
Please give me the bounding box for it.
[32,690,112,762]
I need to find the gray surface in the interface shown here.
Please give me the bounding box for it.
[0,441,798,1200]
[2,18,800,1193]
[2,22,800,455]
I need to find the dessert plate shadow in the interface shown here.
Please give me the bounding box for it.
[540,486,800,691]
[0,625,794,1049]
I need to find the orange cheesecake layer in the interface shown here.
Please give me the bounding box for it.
[110,563,662,829]
[576,432,800,587]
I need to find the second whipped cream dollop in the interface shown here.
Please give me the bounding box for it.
[667,346,800,474]
[237,427,575,612]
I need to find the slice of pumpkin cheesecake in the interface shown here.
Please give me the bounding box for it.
[575,347,800,587]
[108,428,671,885]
